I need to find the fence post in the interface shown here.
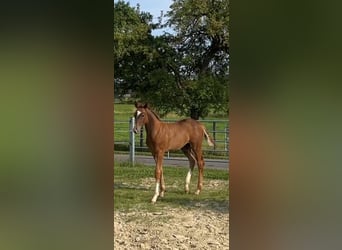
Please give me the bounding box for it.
[140,128,144,148]
[213,121,217,150]
[225,127,229,156]
[224,126,227,151]
[129,117,135,165]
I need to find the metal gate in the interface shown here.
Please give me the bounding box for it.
[114,118,229,165]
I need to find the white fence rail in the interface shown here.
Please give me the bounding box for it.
[114,118,229,165]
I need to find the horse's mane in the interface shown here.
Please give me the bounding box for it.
[148,108,161,121]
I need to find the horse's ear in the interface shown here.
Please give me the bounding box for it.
[144,103,149,108]
[135,101,139,108]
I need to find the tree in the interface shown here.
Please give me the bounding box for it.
[167,0,229,75]
[114,1,155,98]
[114,0,229,119]
[150,0,230,119]
[114,1,154,59]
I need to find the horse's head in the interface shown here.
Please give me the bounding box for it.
[133,102,149,134]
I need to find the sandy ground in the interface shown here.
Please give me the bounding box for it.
[114,180,229,250]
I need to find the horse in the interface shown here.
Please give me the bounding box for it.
[133,102,215,203]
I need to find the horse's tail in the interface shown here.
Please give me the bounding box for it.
[203,126,215,146]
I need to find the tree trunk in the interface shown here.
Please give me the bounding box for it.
[190,107,200,120]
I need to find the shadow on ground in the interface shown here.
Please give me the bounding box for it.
[159,192,229,214]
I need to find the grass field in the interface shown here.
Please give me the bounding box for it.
[114,103,228,121]
[114,103,229,158]
[114,161,229,212]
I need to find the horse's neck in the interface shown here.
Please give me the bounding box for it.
[145,109,162,136]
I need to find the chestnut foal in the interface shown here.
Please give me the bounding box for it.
[133,102,214,203]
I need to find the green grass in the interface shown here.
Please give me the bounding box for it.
[114,103,136,121]
[114,103,228,121]
[114,161,229,212]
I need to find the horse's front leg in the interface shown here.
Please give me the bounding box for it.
[159,168,165,198]
[152,151,164,203]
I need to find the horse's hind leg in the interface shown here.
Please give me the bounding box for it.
[182,144,196,193]
[193,146,205,195]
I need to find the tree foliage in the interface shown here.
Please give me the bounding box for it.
[114,1,155,96]
[114,0,229,119]
[114,1,153,59]
[167,0,229,75]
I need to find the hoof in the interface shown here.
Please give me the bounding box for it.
[160,191,164,198]
[151,194,158,203]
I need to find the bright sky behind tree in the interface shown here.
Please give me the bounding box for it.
[114,0,174,36]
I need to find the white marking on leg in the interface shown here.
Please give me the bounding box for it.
[204,129,214,146]
[185,169,192,193]
[151,182,160,203]
[195,183,202,195]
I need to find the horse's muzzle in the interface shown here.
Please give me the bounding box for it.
[133,127,138,134]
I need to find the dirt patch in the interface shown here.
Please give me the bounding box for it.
[114,207,229,249]
[114,179,229,249]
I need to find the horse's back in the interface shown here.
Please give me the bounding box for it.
[151,118,205,151]
[174,118,205,138]
[164,119,197,135]
[176,118,201,126]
